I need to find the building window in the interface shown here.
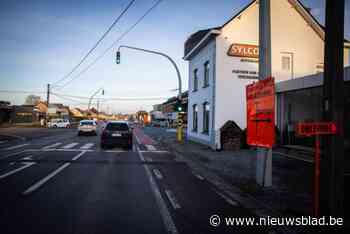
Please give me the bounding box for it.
[192,104,198,132]
[282,56,291,71]
[202,102,210,134]
[193,69,198,92]
[203,61,210,87]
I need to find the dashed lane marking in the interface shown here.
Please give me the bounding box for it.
[136,146,178,234]
[22,151,86,195]
[153,169,163,179]
[194,174,204,180]
[42,142,62,149]
[0,162,36,180]
[62,143,79,149]
[4,144,29,150]
[80,143,94,149]
[165,190,181,209]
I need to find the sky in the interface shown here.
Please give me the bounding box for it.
[0,0,349,114]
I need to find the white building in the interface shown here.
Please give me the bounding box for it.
[184,0,350,149]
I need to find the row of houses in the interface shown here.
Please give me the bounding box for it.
[155,0,350,150]
[0,101,117,126]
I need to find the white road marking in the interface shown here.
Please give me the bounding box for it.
[22,156,33,160]
[145,145,157,151]
[214,189,239,206]
[165,190,181,209]
[42,142,62,149]
[0,150,28,160]
[274,151,313,163]
[22,151,86,195]
[80,143,94,149]
[140,150,169,153]
[147,157,153,162]
[0,162,36,180]
[4,144,29,150]
[194,174,204,180]
[136,146,178,234]
[62,142,78,149]
[153,169,163,179]
[0,140,7,144]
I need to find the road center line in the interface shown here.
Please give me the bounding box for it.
[0,162,36,180]
[136,146,178,234]
[22,151,86,196]
[4,144,29,150]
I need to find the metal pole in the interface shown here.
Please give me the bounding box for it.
[118,45,182,99]
[256,0,272,187]
[46,83,50,125]
[321,0,344,217]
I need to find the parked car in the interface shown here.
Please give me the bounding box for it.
[100,121,133,149]
[78,120,97,136]
[48,119,70,128]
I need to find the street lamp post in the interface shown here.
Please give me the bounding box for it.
[116,45,184,141]
[116,45,182,99]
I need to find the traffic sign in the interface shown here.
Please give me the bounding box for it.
[296,122,337,136]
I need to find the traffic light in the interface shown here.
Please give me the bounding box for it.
[174,98,183,112]
[116,51,121,64]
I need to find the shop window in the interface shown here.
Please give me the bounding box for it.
[193,69,198,92]
[192,104,198,132]
[203,61,210,87]
[202,102,210,134]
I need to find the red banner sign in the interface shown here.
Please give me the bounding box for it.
[296,122,337,136]
[246,77,275,148]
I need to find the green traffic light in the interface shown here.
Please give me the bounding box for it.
[116,51,121,64]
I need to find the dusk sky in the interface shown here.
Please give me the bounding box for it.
[0,0,349,113]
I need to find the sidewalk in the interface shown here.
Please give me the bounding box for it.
[145,127,313,217]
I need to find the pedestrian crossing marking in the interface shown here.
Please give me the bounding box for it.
[62,143,79,149]
[42,142,62,149]
[80,143,94,149]
[4,144,29,150]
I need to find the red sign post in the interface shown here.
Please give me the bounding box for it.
[296,122,337,217]
[246,77,275,148]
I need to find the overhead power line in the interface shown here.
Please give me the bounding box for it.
[0,90,46,94]
[51,92,168,101]
[52,0,136,88]
[56,0,164,90]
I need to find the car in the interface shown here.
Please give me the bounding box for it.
[48,118,70,128]
[78,120,97,136]
[100,121,133,150]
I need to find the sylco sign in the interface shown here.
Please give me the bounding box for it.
[228,43,259,58]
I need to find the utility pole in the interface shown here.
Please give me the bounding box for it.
[256,0,272,187]
[46,83,50,125]
[320,0,344,217]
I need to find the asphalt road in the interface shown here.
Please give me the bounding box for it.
[0,126,265,234]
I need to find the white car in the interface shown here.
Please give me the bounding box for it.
[78,120,97,136]
[48,119,70,128]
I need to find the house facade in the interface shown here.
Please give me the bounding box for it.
[184,0,350,149]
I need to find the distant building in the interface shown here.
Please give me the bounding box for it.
[47,103,70,120]
[184,0,350,149]
[0,101,12,125]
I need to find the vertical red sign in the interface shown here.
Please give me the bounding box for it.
[246,77,275,148]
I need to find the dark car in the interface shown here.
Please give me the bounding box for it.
[100,121,133,149]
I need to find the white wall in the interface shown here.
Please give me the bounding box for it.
[187,39,216,144]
